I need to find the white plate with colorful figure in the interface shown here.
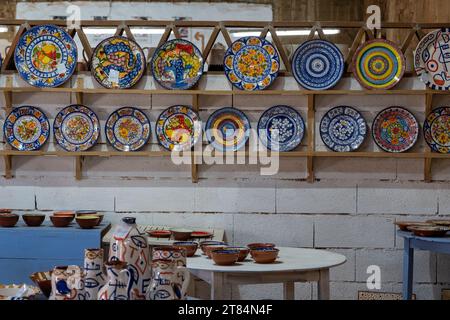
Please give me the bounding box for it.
[224,36,280,91]
[14,24,77,88]
[3,106,50,151]
[53,104,100,152]
[156,105,201,151]
[205,107,251,152]
[105,107,151,152]
[320,106,367,152]
[423,107,450,154]
[415,29,450,90]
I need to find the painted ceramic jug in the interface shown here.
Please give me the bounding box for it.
[84,248,106,300]
[147,259,190,300]
[97,261,132,300]
[49,265,85,300]
[109,217,151,300]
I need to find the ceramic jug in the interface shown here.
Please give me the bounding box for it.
[49,265,85,300]
[97,261,131,300]
[147,259,190,300]
[109,217,151,300]
[83,248,106,300]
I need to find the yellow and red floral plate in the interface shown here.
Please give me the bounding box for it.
[105,107,151,152]
[14,24,77,88]
[424,107,450,154]
[4,106,50,151]
[224,36,279,91]
[53,104,100,152]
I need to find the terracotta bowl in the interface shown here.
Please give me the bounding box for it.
[211,249,240,266]
[76,211,103,225]
[171,228,193,241]
[76,216,100,229]
[29,271,52,298]
[0,213,19,228]
[147,230,172,238]
[250,248,279,264]
[408,226,450,237]
[204,244,227,258]
[199,240,226,254]
[173,241,199,257]
[22,214,46,227]
[225,246,250,262]
[53,211,75,222]
[395,221,433,231]
[0,209,12,214]
[247,242,276,250]
[50,215,73,228]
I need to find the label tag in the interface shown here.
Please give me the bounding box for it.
[113,223,132,240]
[56,64,67,74]
[109,69,120,84]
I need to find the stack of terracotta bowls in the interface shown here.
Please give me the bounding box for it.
[50,211,75,228]
[247,243,279,264]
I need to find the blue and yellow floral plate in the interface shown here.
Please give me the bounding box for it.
[424,107,450,154]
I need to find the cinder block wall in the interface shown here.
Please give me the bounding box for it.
[1,73,449,300]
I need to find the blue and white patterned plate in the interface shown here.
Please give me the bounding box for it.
[105,107,151,152]
[257,105,305,151]
[3,106,50,151]
[292,39,344,90]
[320,106,367,152]
[205,107,251,152]
[53,104,100,152]
[14,25,77,88]
[224,36,280,91]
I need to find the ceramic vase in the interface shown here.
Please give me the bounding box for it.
[97,261,131,300]
[147,259,190,300]
[83,248,106,300]
[49,265,85,300]
[109,217,151,300]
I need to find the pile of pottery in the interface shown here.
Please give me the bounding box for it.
[199,241,279,265]
[31,217,190,300]
[395,219,450,237]
[0,209,103,229]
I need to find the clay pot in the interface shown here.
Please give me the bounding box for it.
[76,216,100,229]
[408,226,450,237]
[395,221,433,231]
[76,211,103,225]
[247,243,276,250]
[250,248,279,264]
[147,230,172,238]
[199,240,226,254]
[0,213,19,227]
[173,241,198,257]
[225,246,250,262]
[22,214,45,227]
[53,211,75,222]
[171,228,193,241]
[50,215,73,228]
[211,249,239,266]
[204,244,227,258]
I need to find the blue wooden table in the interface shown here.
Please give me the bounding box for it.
[398,230,450,300]
[0,221,111,285]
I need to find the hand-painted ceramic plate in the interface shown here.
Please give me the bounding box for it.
[91,36,145,89]
[14,24,77,88]
[191,231,213,238]
[414,29,450,90]
[151,39,204,90]
[320,106,367,152]
[105,107,151,152]
[205,107,251,152]
[224,36,279,91]
[53,104,100,152]
[372,107,419,153]
[257,105,305,152]
[292,39,344,90]
[156,105,201,151]
[352,39,405,90]
[424,107,450,154]
[3,106,50,151]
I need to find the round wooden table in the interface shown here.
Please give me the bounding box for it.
[187,247,346,300]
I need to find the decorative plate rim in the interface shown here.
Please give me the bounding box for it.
[104,106,151,152]
[3,105,50,151]
[257,105,305,152]
[371,106,419,153]
[14,24,78,88]
[90,35,146,89]
[205,107,251,152]
[53,104,100,152]
[150,38,204,90]
[319,105,367,152]
[155,105,201,151]
[351,39,406,90]
[423,106,450,154]
[291,39,345,91]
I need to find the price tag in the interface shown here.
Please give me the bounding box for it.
[56,64,67,74]
[108,69,120,84]
[113,223,132,240]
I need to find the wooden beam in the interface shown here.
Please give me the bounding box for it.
[76,27,93,67]
[191,94,199,183]
[202,26,221,60]
[3,155,12,179]
[123,25,137,42]
[268,26,291,73]
[1,23,28,71]
[307,94,315,183]
[424,92,434,183]
[157,26,173,48]
[171,24,182,39]
[75,156,84,180]
[219,23,233,47]
[75,78,84,105]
